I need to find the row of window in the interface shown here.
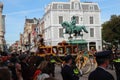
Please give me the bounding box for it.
[59,16,94,24]
[57,3,94,10]
[57,3,80,9]
[59,28,94,38]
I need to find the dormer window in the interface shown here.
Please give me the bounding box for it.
[89,5,94,11]
[57,4,63,9]
[74,2,79,9]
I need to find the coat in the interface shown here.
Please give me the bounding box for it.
[88,67,114,80]
[61,65,79,80]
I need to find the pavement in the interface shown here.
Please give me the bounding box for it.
[55,64,117,80]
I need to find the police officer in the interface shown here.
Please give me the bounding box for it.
[88,51,114,80]
[50,55,56,77]
[61,55,79,80]
[113,58,120,80]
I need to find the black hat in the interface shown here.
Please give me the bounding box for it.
[95,50,112,59]
[64,55,73,62]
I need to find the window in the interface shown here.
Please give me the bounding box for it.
[90,28,94,37]
[59,28,63,38]
[89,5,94,11]
[57,4,63,9]
[76,16,79,24]
[90,16,93,24]
[74,3,79,9]
[59,16,63,24]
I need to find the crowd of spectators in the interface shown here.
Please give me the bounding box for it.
[0,52,56,80]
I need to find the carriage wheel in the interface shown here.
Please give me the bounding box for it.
[80,57,92,75]
[89,57,97,71]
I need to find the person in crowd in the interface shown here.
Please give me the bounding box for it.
[75,51,83,68]
[49,55,56,77]
[113,58,120,80]
[8,54,22,80]
[44,77,57,80]
[37,34,45,47]
[37,61,53,80]
[33,61,48,80]
[19,54,31,80]
[61,55,79,80]
[0,67,12,80]
[88,50,114,80]
[44,54,56,77]
[112,45,118,60]
[89,47,96,55]
[35,56,44,68]
[0,55,3,66]
[83,48,89,57]
[15,62,23,80]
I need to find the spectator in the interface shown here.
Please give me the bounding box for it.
[49,55,56,77]
[88,51,114,80]
[8,56,21,80]
[0,67,12,80]
[37,61,53,80]
[33,61,48,80]
[19,54,31,80]
[44,77,57,80]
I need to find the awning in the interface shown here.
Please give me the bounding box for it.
[67,39,88,44]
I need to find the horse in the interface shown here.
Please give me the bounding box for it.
[61,21,73,38]
[73,25,88,36]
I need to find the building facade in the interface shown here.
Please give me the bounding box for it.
[40,0,102,51]
[21,18,38,52]
[0,2,6,52]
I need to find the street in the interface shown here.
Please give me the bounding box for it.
[55,64,117,80]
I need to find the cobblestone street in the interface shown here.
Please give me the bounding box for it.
[55,65,117,80]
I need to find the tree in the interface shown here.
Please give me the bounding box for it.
[102,15,120,45]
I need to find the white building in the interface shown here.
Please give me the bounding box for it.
[40,0,102,51]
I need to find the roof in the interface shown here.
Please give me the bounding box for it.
[26,19,34,23]
[50,1,100,11]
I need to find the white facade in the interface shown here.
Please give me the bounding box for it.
[41,0,102,51]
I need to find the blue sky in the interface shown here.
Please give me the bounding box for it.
[1,0,120,44]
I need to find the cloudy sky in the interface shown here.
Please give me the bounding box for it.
[1,0,120,44]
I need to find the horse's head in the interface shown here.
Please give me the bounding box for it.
[61,21,69,28]
[82,26,88,33]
